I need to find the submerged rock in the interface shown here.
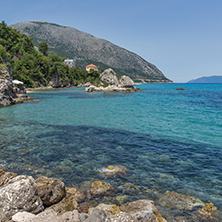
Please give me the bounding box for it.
[89,181,115,197]
[100,165,129,178]
[66,187,85,203]
[35,176,66,207]
[0,175,43,221]
[193,201,220,221]
[158,190,204,211]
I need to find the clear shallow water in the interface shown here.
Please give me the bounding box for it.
[0,83,222,215]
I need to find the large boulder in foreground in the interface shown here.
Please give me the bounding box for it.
[120,199,167,222]
[35,176,66,207]
[0,175,44,221]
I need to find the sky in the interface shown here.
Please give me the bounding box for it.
[1,0,222,82]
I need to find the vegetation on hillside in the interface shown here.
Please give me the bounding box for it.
[0,21,100,88]
[10,21,171,81]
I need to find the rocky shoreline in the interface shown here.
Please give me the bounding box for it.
[0,164,220,222]
[0,68,34,107]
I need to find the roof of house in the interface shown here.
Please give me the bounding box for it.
[86,64,98,68]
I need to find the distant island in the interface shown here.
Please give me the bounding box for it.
[187,75,222,83]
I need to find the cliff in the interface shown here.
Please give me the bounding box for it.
[0,67,33,107]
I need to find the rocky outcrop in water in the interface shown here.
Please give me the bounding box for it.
[85,68,141,93]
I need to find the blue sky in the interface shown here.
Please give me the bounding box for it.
[1,0,222,82]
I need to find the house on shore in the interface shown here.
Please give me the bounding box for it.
[64,58,76,68]
[86,64,98,72]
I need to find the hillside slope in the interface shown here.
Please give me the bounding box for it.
[11,21,170,81]
[187,75,222,83]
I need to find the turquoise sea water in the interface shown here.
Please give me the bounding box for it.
[0,83,222,218]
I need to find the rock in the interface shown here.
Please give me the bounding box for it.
[0,164,17,187]
[115,195,130,205]
[95,203,120,215]
[158,191,204,211]
[0,77,16,107]
[100,165,129,178]
[66,187,85,203]
[176,87,185,90]
[0,175,44,221]
[35,176,66,207]
[48,188,78,215]
[100,68,118,86]
[120,199,167,222]
[199,201,217,216]
[0,171,17,187]
[12,211,36,222]
[89,181,115,197]
[12,209,81,222]
[193,201,220,221]
[85,208,110,222]
[105,212,136,222]
[85,68,141,93]
[85,85,141,93]
[118,75,134,88]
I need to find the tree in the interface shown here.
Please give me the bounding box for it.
[38,41,48,55]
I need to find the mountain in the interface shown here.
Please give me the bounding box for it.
[10,21,171,82]
[187,75,222,83]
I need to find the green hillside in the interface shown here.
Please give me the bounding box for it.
[11,21,171,82]
[0,21,100,88]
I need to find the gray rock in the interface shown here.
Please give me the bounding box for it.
[94,203,120,215]
[84,208,110,222]
[12,209,81,222]
[105,212,136,222]
[85,85,140,93]
[100,68,118,86]
[0,165,17,187]
[0,77,16,107]
[12,212,36,222]
[158,191,204,211]
[35,176,66,207]
[120,199,167,222]
[0,175,44,222]
[118,75,134,88]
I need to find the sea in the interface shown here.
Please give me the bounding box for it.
[0,83,222,220]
